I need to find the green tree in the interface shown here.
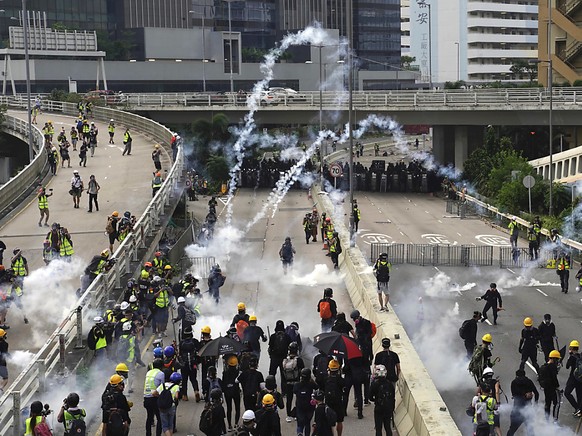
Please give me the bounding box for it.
[205,155,230,182]
[401,56,416,69]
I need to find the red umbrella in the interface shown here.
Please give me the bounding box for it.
[313,331,362,360]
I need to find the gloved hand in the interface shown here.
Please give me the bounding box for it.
[127,401,133,408]
[475,297,481,301]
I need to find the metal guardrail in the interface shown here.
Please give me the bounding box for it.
[370,243,405,265]
[0,98,183,436]
[110,87,582,110]
[0,115,45,218]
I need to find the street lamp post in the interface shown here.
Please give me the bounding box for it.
[347,0,355,245]
[427,3,432,89]
[454,42,460,81]
[224,0,234,93]
[190,8,207,92]
[548,0,553,216]
[22,0,33,162]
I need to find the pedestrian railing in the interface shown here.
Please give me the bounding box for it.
[0,114,45,218]
[188,256,216,280]
[369,243,556,268]
[0,98,184,436]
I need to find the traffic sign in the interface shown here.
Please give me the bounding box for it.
[329,163,343,178]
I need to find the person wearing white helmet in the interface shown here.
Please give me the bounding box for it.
[117,321,137,393]
[173,296,197,341]
[87,316,109,362]
[108,119,115,144]
[235,410,256,434]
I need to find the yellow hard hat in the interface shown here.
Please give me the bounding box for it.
[549,350,561,359]
[112,211,119,217]
[523,317,533,327]
[164,265,172,270]
[237,302,246,311]
[570,340,580,348]
[154,144,160,149]
[109,374,124,386]
[249,315,257,322]
[328,359,340,370]
[0,329,6,338]
[115,363,129,373]
[262,393,275,405]
[482,333,492,343]
[201,325,211,334]
[227,356,239,367]
[101,249,110,258]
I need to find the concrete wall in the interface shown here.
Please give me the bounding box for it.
[317,189,461,436]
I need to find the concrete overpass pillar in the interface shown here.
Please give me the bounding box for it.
[454,126,469,172]
[432,125,455,166]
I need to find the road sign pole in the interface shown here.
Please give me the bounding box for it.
[528,186,532,214]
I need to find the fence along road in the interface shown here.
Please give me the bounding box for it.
[0,99,182,436]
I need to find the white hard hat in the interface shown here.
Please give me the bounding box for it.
[129,295,137,303]
[122,321,132,331]
[242,410,255,421]
[483,367,494,376]
[153,276,162,283]
[93,316,104,323]
[120,301,130,311]
[110,119,114,122]
[177,297,186,304]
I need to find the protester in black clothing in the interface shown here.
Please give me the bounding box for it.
[312,390,335,436]
[476,283,503,325]
[331,313,354,337]
[506,369,538,436]
[222,356,241,431]
[242,316,267,360]
[369,365,395,436]
[0,239,6,265]
[237,358,264,411]
[317,288,338,333]
[179,327,201,401]
[254,393,282,436]
[541,350,561,419]
[101,375,131,435]
[294,368,317,436]
[256,375,284,411]
[324,360,344,435]
[374,338,400,383]
[343,356,366,419]
[459,311,481,359]
[202,366,223,403]
[565,340,582,416]
[519,317,540,372]
[538,313,557,361]
[350,310,373,362]
[313,351,332,390]
[206,388,227,436]
[283,342,304,421]
[268,320,290,382]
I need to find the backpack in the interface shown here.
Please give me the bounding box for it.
[68,409,86,436]
[314,355,330,382]
[157,383,176,410]
[199,403,214,434]
[375,382,394,409]
[32,417,52,436]
[468,345,485,379]
[474,395,491,424]
[573,357,582,383]
[324,375,342,406]
[105,218,114,234]
[271,331,288,356]
[371,322,377,338]
[281,242,293,260]
[183,307,197,325]
[106,409,126,436]
[538,363,551,388]
[319,300,332,319]
[375,262,390,281]
[325,405,337,427]
[153,176,162,185]
[236,319,249,340]
[207,377,221,393]
[459,320,471,340]
[285,325,299,343]
[283,356,299,382]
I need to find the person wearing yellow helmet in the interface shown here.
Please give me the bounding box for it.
[200,326,218,381]
[468,334,494,383]
[323,358,345,434]
[101,374,131,435]
[538,350,561,419]
[152,144,162,171]
[231,303,250,341]
[80,248,114,292]
[221,355,241,430]
[476,282,503,325]
[243,315,267,362]
[538,314,557,361]
[255,392,281,434]
[519,317,540,373]
[565,340,582,416]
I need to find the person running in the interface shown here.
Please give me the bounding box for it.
[476,283,503,325]
[278,237,296,275]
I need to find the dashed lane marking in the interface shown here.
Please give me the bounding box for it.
[526,361,538,374]
[457,232,462,236]
[438,220,442,223]
[484,319,492,326]
[506,268,516,275]
[434,266,440,272]
[536,288,548,297]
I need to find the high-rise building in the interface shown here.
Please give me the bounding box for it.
[410,0,538,84]
[538,0,582,86]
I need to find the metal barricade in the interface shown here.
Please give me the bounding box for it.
[459,245,494,267]
[369,243,405,265]
[189,256,217,279]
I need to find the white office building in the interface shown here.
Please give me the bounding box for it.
[409,0,538,84]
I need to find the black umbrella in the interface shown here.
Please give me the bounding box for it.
[198,336,244,357]
[313,331,362,360]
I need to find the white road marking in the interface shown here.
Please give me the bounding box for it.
[536,288,548,297]
[434,266,440,272]
[457,232,462,236]
[484,319,492,326]
[438,220,442,223]
[399,231,404,236]
[526,361,538,374]
[425,210,429,214]
[506,268,516,275]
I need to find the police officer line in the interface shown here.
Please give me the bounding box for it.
[317,188,462,436]
[0,115,46,219]
[0,101,183,436]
